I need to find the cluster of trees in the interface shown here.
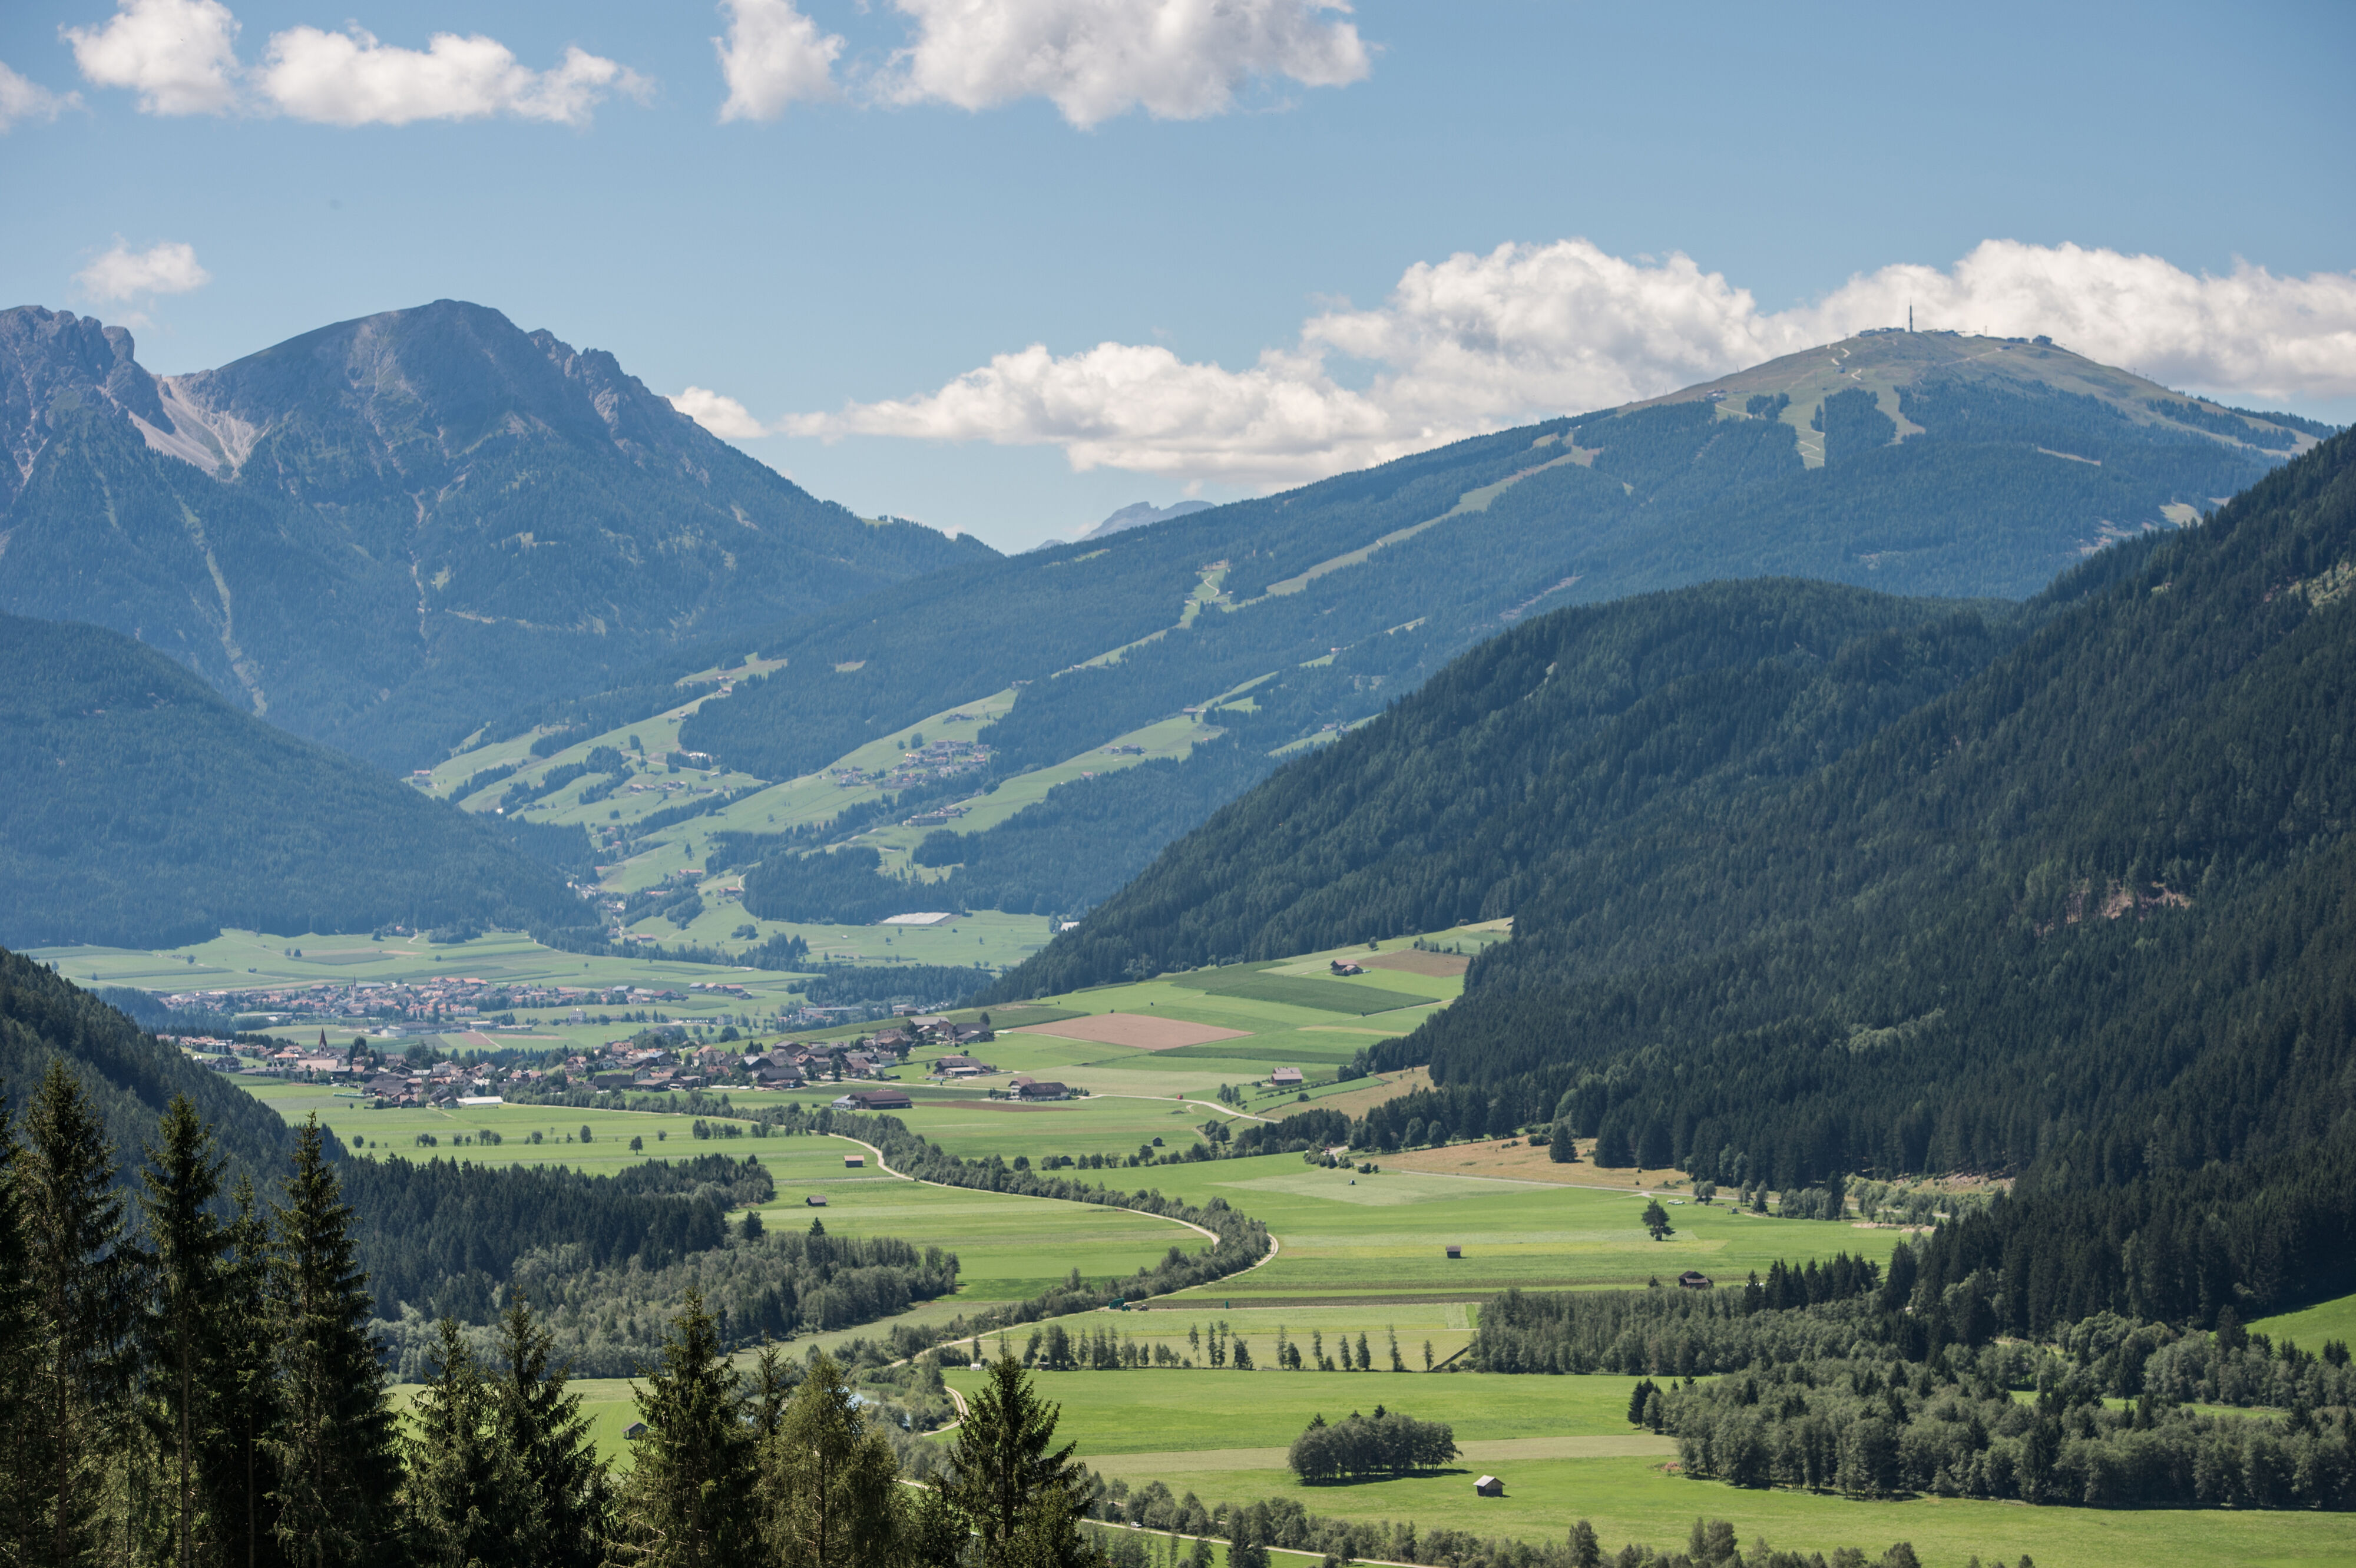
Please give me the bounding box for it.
[1472,1278,1893,1378]
[337,1150,771,1321]
[377,1218,960,1379]
[0,618,587,950]
[1662,1351,2356,1509]
[1285,1407,1458,1480]
[796,965,998,1009]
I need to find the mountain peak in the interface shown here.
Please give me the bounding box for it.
[1081,498,1216,540]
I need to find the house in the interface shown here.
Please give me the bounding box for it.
[935,1055,987,1074]
[592,1071,634,1091]
[1270,1067,1303,1087]
[1329,960,1365,976]
[1444,1245,1462,1259]
[1014,1081,1069,1101]
[1677,1270,1714,1290]
[1474,1476,1504,1497]
[834,1089,912,1112]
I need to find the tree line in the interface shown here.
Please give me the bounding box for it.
[1285,1407,1458,1481]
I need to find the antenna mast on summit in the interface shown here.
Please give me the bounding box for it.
[1908,303,1913,333]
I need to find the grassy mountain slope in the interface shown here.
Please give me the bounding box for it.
[0,303,985,768]
[989,429,2356,1319]
[0,614,587,949]
[666,332,2322,926]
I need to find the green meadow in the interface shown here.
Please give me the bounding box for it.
[954,1370,2356,1568]
[1123,1153,1897,1305]
[2250,1288,2356,1351]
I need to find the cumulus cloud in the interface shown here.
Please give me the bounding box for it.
[673,386,768,439]
[257,27,648,126]
[64,0,241,116]
[0,59,82,129]
[65,0,648,126]
[785,239,2356,486]
[881,0,1371,128]
[75,239,211,302]
[715,0,843,120]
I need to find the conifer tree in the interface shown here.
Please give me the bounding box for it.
[209,1175,283,1568]
[0,1091,38,1557]
[269,1116,398,1568]
[942,1351,1100,1568]
[760,1350,902,1568]
[22,1059,137,1568]
[137,1094,233,1568]
[402,1317,525,1568]
[611,1288,756,1568]
[489,1291,608,1568]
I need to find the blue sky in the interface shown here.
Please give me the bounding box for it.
[4,0,2351,551]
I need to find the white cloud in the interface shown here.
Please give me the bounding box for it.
[75,239,211,302]
[715,0,843,120]
[881,0,1370,128]
[0,59,82,129]
[673,386,768,439]
[64,0,241,116]
[65,0,649,127]
[786,239,2356,487]
[257,27,648,127]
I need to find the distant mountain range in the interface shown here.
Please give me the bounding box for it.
[0,613,583,950]
[1080,498,1215,540]
[3,305,2338,950]
[659,330,2328,923]
[0,302,987,768]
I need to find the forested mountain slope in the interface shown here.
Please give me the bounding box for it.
[997,429,2356,1319]
[0,303,985,767]
[0,615,585,948]
[0,947,291,1186]
[681,332,2324,924]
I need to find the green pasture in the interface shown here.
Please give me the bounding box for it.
[846,1094,1225,1164]
[744,1169,1204,1306]
[1076,1449,2356,1568]
[1087,1302,1483,1369]
[942,1368,1642,1454]
[2251,1289,2356,1351]
[1110,1155,1901,1304]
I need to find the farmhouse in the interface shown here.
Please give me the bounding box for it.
[1329,960,1365,976]
[835,1089,912,1111]
[1014,1080,1070,1101]
[1270,1066,1303,1087]
[1678,1270,1715,1290]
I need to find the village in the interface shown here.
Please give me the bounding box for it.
[157,1009,1076,1114]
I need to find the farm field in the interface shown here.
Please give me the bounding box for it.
[1117,1155,1902,1305]
[235,1080,1201,1309]
[957,1371,2356,1568]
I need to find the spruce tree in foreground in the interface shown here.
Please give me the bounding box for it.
[612,1288,757,1568]
[209,1176,283,1568]
[401,1317,525,1568]
[22,1060,137,1568]
[489,1291,608,1568]
[269,1116,398,1568]
[138,1094,234,1568]
[0,1090,38,1558]
[944,1351,1101,1568]
[761,1351,904,1568]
